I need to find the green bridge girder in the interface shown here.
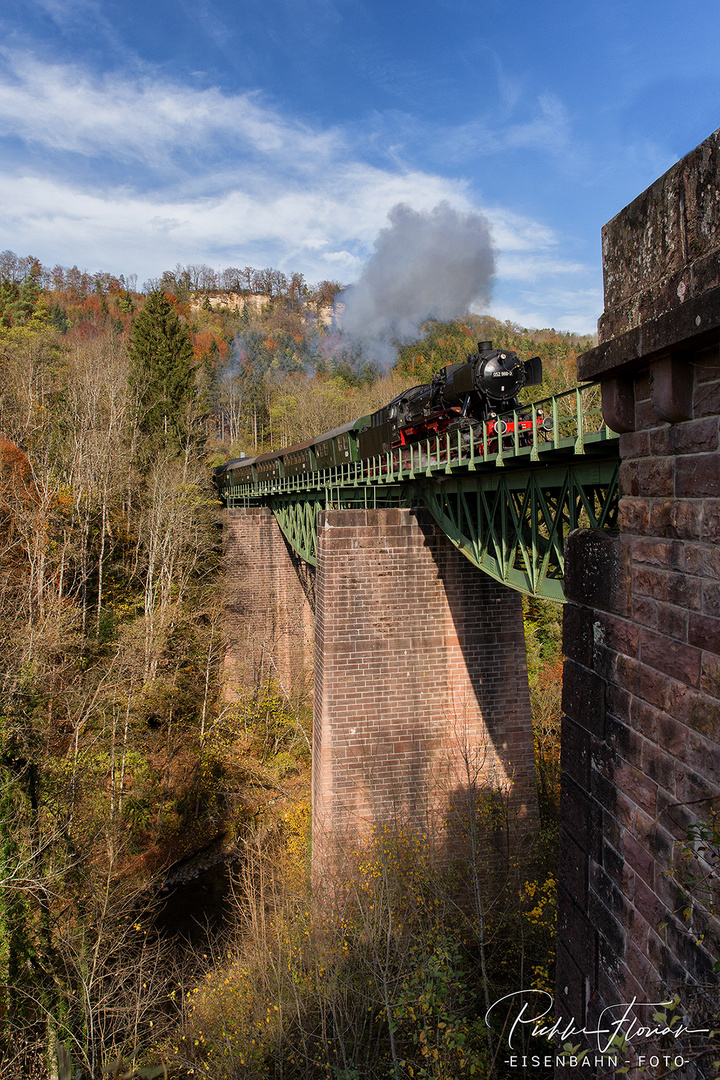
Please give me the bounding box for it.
[225,384,620,601]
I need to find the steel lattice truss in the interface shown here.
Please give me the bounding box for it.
[272,496,324,565]
[420,460,619,601]
[262,456,619,601]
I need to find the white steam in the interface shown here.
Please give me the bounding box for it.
[338,201,495,364]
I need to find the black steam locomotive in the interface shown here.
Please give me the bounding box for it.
[356,340,543,457]
[213,341,544,493]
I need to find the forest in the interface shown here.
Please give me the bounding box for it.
[0,249,593,1079]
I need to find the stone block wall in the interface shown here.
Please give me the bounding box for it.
[222,507,314,701]
[558,128,720,1074]
[312,506,537,875]
[586,126,720,365]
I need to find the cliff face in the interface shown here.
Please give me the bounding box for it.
[188,291,270,314]
[188,290,336,326]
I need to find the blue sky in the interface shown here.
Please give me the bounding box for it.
[1,0,719,333]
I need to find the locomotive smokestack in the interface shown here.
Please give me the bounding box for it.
[478,340,493,353]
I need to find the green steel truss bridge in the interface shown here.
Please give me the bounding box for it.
[223,384,619,602]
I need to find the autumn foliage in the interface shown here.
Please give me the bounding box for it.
[0,250,566,1079]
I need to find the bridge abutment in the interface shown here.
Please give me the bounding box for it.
[312,506,537,877]
[559,129,720,1061]
[222,507,314,701]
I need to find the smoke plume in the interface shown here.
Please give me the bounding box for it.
[338,201,495,364]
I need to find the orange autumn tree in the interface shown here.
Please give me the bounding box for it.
[0,435,42,622]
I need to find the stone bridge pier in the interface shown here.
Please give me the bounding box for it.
[223,507,315,702]
[312,507,537,873]
[558,128,720,1066]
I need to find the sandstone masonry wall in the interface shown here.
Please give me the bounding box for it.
[558,129,720,1074]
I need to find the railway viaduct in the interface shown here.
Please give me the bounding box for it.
[222,128,720,1063]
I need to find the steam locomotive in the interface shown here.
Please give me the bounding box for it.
[213,341,544,493]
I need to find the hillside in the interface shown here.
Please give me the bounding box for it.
[0,251,566,1079]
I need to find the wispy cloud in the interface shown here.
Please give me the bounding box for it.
[504,92,571,154]
[0,167,470,283]
[489,284,602,335]
[484,207,558,253]
[24,0,141,68]
[0,51,338,170]
[0,52,599,329]
[430,90,573,166]
[481,204,601,331]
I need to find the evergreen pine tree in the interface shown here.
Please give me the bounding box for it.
[128,290,201,453]
[0,280,18,328]
[49,302,69,333]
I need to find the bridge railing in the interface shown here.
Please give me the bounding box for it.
[226,380,617,503]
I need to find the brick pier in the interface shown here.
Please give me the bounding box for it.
[558,129,720,1072]
[312,507,537,874]
[223,507,314,701]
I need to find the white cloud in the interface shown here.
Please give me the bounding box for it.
[0,51,337,169]
[498,254,587,282]
[482,204,601,330]
[0,53,598,330]
[0,163,599,326]
[0,167,469,284]
[484,207,558,253]
[488,284,602,336]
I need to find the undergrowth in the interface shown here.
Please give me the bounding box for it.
[162,805,557,1080]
